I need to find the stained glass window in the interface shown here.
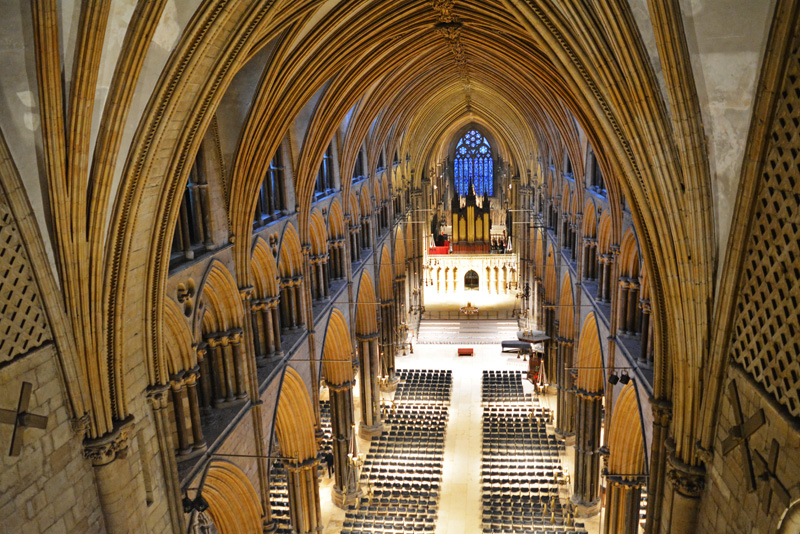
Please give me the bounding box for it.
[454,130,493,196]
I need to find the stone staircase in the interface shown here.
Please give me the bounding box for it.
[416,319,519,344]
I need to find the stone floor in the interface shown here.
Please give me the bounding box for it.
[319,340,604,534]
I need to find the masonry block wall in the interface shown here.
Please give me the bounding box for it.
[699,365,800,534]
[0,346,105,534]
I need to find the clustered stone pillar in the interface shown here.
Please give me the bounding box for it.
[147,386,185,533]
[203,330,247,406]
[639,299,654,365]
[543,307,557,386]
[583,237,598,279]
[310,253,330,300]
[357,332,383,438]
[659,440,705,534]
[329,381,360,507]
[285,459,323,534]
[251,296,282,365]
[644,399,671,534]
[572,390,603,515]
[555,337,575,437]
[360,214,371,249]
[349,218,361,263]
[329,238,346,279]
[380,300,398,389]
[279,277,305,331]
[83,417,143,534]
[602,476,645,534]
[394,276,407,356]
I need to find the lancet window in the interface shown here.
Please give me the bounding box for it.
[454,130,493,197]
[254,147,286,225]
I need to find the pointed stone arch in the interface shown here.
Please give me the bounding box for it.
[164,298,196,376]
[394,226,406,269]
[196,260,244,335]
[355,271,382,435]
[309,209,329,256]
[575,313,604,394]
[328,199,345,239]
[251,238,279,299]
[195,261,248,407]
[618,228,643,336]
[320,308,358,506]
[278,223,303,278]
[163,297,206,456]
[573,312,605,509]
[327,199,347,280]
[274,366,321,532]
[603,382,647,534]
[378,245,393,303]
[556,272,576,435]
[619,229,640,278]
[309,209,330,300]
[277,224,305,330]
[275,367,317,462]
[251,238,282,361]
[322,309,354,386]
[202,460,263,534]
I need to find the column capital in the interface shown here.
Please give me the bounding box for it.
[665,438,706,498]
[146,384,171,410]
[83,415,135,466]
[239,285,255,301]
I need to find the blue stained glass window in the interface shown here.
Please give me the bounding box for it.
[454,130,493,196]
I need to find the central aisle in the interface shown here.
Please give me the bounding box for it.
[397,343,532,534]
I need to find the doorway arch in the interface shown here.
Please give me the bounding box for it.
[464,270,480,290]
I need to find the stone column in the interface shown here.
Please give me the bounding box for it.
[617,279,630,334]
[658,441,705,534]
[322,257,330,298]
[555,338,575,437]
[196,346,213,410]
[205,337,227,404]
[644,399,671,534]
[583,238,592,278]
[169,374,191,455]
[184,371,206,451]
[639,300,651,365]
[285,459,322,534]
[358,333,383,437]
[329,381,360,508]
[219,335,235,402]
[597,258,606,301]
[572,390,602,516]
[543,306,557,386]
[83,417,144,533]
[251,302,265,360]
[147,387,185,533]
[293,277,305,329]
[602,476,645,534]
[229,330,248,399]
[603,255,614,303]
[379,300,398,389]
[626,282,639,334]
[270,299,283,356]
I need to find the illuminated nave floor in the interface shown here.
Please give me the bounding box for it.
[320,341,602,534]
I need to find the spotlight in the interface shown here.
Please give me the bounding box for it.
[608,373,619,385]
[194,495,210,513]
[619,373,631,385]
[183,492,210,513]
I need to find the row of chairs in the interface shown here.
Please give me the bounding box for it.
[341,370,452,534]
[481,371,587,534]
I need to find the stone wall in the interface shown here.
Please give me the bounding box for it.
[699,364,800,534]
[0,345,104,534]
